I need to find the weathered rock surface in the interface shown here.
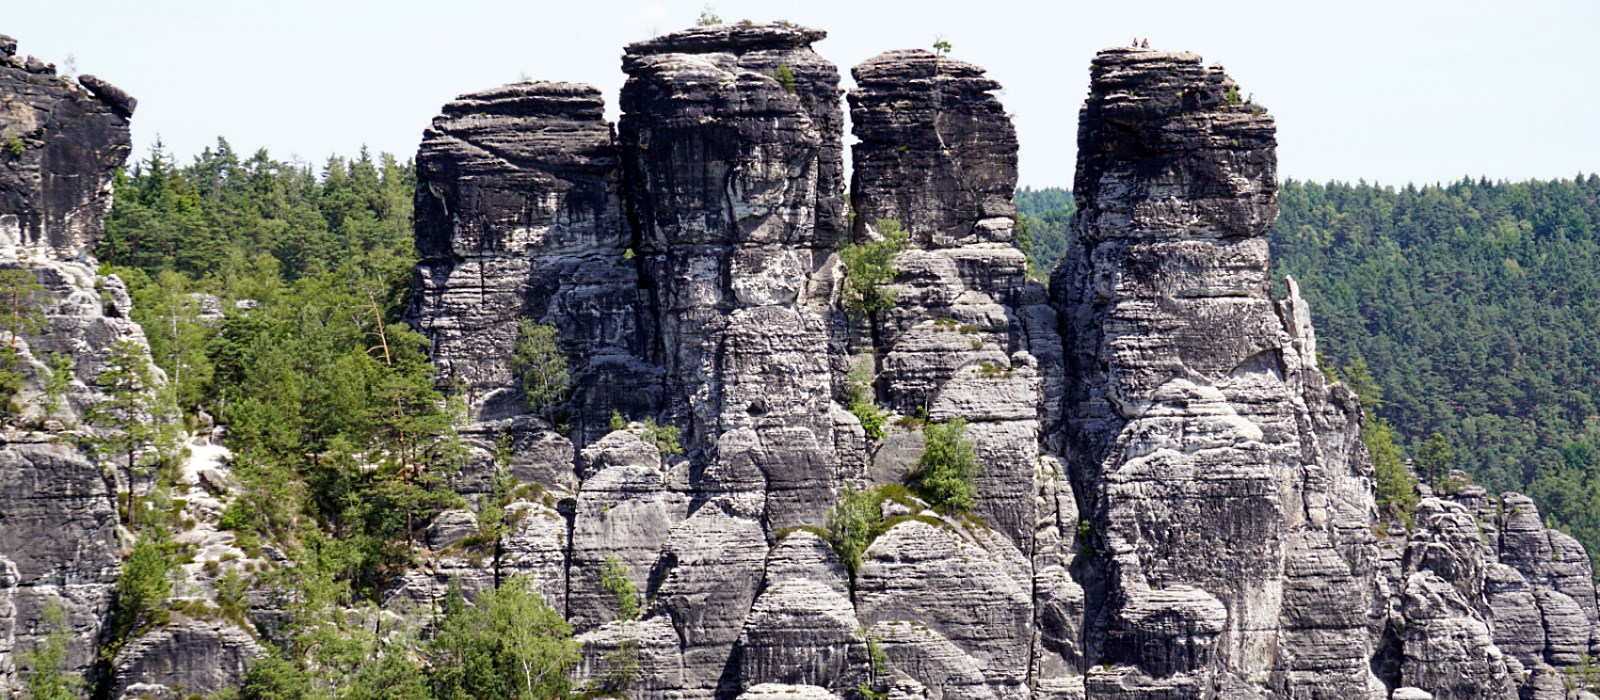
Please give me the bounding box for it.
[108,620,261,700]
[1052,48,1383,698]
[849,48,1055,553]
[0,34,163,694]
[393,30,1600,700]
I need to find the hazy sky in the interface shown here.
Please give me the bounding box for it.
[7,0,1596,187]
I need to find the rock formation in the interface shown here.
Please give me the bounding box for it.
[5,20,1599,700]
[0,33,151,692]
[402,30,1600,700]
[1051,47,1384,698]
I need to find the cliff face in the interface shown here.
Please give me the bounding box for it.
[1051,48,1383,697]
[0,33,152,691]
[0,20,1580,700]
[402,30,1600,700]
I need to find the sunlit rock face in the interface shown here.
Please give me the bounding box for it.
[1052,48,1386,698]
[0,32,164,694]
[398,32,1600,700]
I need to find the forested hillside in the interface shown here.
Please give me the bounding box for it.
[95,141,515,695]
[1020,177,1600,565]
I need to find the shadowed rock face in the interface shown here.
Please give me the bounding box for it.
[409,81,647,431]
[0,42,132,260]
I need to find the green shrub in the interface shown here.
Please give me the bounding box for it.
[22,602,80,700]
[773,65,797,95]
[846,353,886,440]
[609,409,627,432]
[840,219,908,316]
[601,554,640,621]
[641,418,683,455]
[510,319,569,420]
[912,418,979,512]
[3,132,24,157]
[110,533,175,650]
[824,485,882,576]
[429,575,579,699]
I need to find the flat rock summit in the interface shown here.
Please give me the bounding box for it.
[2,23,1597,700]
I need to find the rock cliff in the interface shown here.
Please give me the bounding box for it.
[5,22,1599,700]
[402,31,1600,700]
[1051,48,1383,698]
[0,33,153,693]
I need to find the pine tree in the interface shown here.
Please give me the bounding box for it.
[87,339,167,527]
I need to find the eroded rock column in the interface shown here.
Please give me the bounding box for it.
[1054,48,1381,698]
[620,23,849,535]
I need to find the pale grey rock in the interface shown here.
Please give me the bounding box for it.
[1052,47,1384,699]
[568,456,688,628]
[653,504,767,694]
[1399,572,1515,699]
[619,23,849,535]
[761,529,849,596]
[425,508,481,550]
[574,617,687,700]
[496,499,570,607]
[856,519,1030,700]
[849,48,1050,551]
[1484,563,1544,667]
[108,620,261,700]
[736,577,864,693]
[737,683,843,700]
[868,621,993,700]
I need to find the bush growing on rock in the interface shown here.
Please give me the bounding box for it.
[602,554,640,621]
[840,219,907,316]
[824,485,882,576]
[912,418,979,513]
[641,417,683,455]
[845,353,886,439]
[510,319,570,420]
[109,532,175,651]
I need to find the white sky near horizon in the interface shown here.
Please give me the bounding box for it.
[5,0,1597,188]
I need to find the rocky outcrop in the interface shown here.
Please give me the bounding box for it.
[108,619,261,700]
[1052,48,1382,697]
[0,33,159,693]
[848,49,1053,550]
[619,22,849,536]
[400,29,1600,700]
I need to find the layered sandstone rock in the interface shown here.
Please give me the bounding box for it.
[1052,48,1383,698]
[0,33,154,692]
[395,31,1600,700]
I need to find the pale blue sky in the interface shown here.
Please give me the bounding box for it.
[7,0,1596,187]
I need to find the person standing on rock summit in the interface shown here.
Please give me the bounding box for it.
[1141,38,1149,48]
